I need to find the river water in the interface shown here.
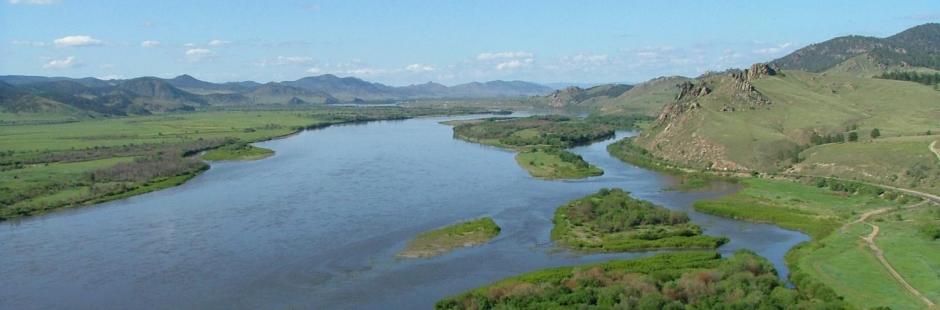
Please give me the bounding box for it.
[0,115,808,309]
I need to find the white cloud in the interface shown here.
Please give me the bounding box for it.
[42,56,78,69]
[405,63,435,72]
[477,51,535,71]
[306,67,322,74]
[476,51,533,60]
[753,42,793,55]
[9,0,57,4]
[562,53,609,65]
[258,56,315,67]
[140,40,160,48]
[53,35,103,47]
[495,58,533,70]
[184,48,214,62]
[345,68,386,76]
[208,39,230,46]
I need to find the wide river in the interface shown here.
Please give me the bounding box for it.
[0,114,808,309]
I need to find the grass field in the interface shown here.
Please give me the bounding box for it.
[694,177,940,309]
[515,149,603,179]
[795,135,940,196]
[693,178,903,239]
[398,217,501,258]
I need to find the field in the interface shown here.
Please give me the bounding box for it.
[694,178,939,309]
[398,217,501,258]
[790,205,940,309]
[436,251,846,309]
[551,188,727,252]
[515,148,603,179]
[794,135,940,196]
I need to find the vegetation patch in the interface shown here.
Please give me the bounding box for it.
[515,148,602,180]
[398,217,501,258]
[436,250,847,309]
[450,115,615,150]
[202,143,274,161]
[551,188,727,252]
[607,137,734,190]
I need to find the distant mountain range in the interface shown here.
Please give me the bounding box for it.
[0,74,554,116]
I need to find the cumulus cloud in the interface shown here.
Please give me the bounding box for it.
[495,59,533,70]
[208,39,230,46]
[140,40,160,48]
[561,54,610,65]
[405,63,435,72]
[42,56,78,69]
[184,48,214,62]
[477,51,535,71]
[476,51,533,60]
[53,35,103,47]
[8,0,58,4]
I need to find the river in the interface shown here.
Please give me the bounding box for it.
[0,115,808,309]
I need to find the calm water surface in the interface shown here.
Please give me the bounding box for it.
[0,115,808,309]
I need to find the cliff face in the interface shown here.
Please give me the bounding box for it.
[635,63,781,171]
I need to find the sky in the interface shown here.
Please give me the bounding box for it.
[1,1,939,86]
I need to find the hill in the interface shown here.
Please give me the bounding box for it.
[0,74,554,117]
[773,23,940,76]
[630,63,940,194]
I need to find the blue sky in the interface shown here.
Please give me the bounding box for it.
[1,1,938,85]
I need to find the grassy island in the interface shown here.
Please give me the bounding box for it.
[451,115,615,150]
[436,251,847,309]
[202,143,274,161]
[551,188,727,252]
[449,115,613,179]
[516,148,603,179]
[398,217,501,258]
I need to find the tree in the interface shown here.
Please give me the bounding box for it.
[848,132,858,142]
[834,133,845,143]
[870,128,881,139]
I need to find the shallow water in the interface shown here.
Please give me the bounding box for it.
[0,115,808,309]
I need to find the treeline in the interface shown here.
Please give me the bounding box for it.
[437,251,848,309]
[809,177,922,204]
[584,114,654,129]
[877,70,940,85]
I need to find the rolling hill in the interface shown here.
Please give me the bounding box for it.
[773,23,940,76]
[0,74,553,117]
